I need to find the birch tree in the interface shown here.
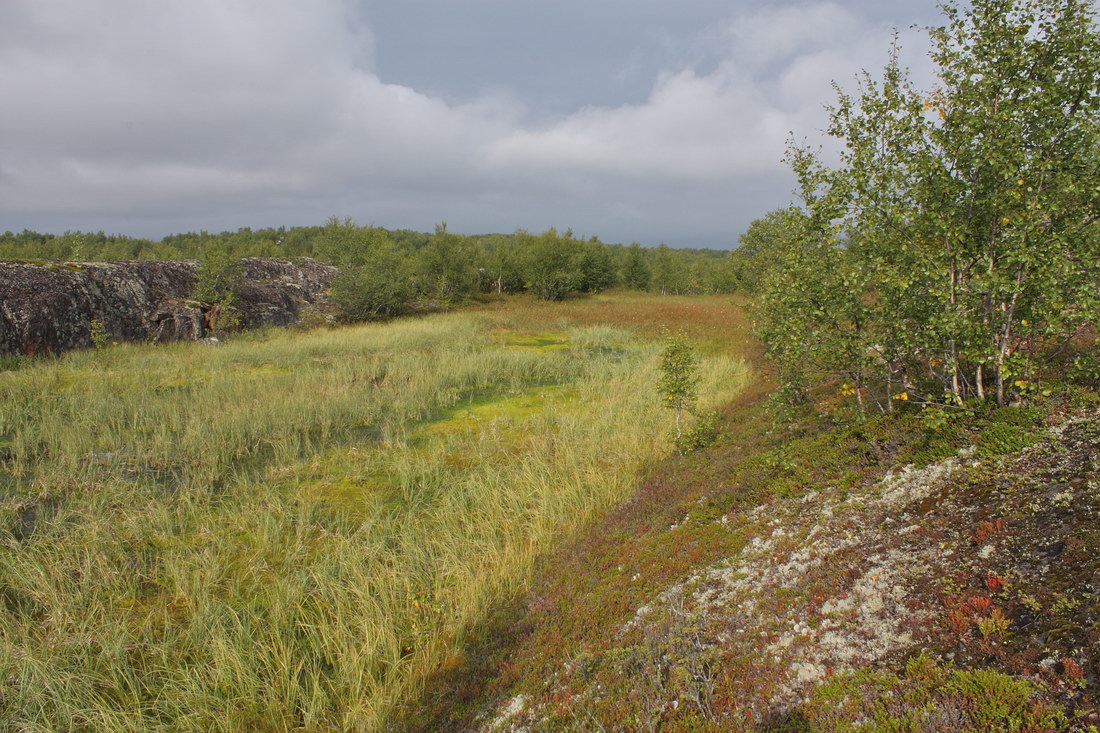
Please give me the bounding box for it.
[784,0,1100,406]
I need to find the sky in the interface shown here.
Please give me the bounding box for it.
[0,1,949,249]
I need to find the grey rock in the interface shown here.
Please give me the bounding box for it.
[0,257,336,355]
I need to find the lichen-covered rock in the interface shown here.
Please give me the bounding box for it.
[236,258,338,329]
[0,257,336,356]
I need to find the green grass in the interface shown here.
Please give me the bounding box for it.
[0,301,750,731]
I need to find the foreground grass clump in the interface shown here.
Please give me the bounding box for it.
[0,300,749,731]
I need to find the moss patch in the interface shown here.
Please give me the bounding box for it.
[294,447,400,514]
[500,330,571,351]
[417,384,580,441]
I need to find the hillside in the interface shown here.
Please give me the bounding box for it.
[412,379,1100,730]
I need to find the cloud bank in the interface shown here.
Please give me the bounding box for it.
[0,1,937,246]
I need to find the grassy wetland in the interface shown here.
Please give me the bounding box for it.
[0,294,748,731]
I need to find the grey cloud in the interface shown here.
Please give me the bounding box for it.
[1,0,947,246]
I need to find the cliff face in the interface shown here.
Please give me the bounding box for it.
[0,257,336,356]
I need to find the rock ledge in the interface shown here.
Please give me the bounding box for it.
[0,257,336,355]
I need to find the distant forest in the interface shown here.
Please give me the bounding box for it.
[0,221,752,318]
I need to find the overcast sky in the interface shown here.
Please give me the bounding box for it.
[0,1,950,248]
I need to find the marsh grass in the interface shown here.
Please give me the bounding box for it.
[0,300,749,731]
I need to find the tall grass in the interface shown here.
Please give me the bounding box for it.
[0,307,748,731]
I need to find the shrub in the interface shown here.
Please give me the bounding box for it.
[193,247,242,306]
[658,333,700,452]
[330,262,412,322]
[88,318,110,350]
[676,409,720,454]
[976,421,1039,459]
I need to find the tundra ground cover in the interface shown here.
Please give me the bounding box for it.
[425,381,1099,731]
[0,294,748,731]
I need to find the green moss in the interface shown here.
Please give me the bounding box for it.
[243,363,294,379]
[291,442,403,515]
[501,330,571,351]
[417,384,580,442]
[2,257,51,265]
[293,381,587,515]
[302,470,397,514]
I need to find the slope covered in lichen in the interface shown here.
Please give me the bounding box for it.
[413,389,1100,731]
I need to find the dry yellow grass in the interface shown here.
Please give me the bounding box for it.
[0,295,751,731]
[473,291,757,357]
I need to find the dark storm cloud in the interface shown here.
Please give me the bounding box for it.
[0,1,946,246]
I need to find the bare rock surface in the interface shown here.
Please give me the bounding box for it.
[0,257,336,355]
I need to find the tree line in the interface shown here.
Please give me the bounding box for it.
[0,222,746,318]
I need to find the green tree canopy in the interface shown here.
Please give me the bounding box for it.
[650,243,690,295]
[621,243,651,291]
[770,0,1100,408]
[416,222,478,303]
[523,228,585,301]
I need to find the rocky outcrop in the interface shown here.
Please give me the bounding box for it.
[0,257,336,356]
